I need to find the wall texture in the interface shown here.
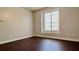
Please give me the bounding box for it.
[0,7,33,43]
[34,7,79,39]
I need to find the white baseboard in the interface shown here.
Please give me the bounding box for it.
[0,35,79,44]
[36,35,79,42]
[0,35,33,44]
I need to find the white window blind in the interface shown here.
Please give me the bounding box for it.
[42,9,59,32]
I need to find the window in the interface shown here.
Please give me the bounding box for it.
[41,9,59,33]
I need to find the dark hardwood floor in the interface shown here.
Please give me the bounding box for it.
[0,36,79,51]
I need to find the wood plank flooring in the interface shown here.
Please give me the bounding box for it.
[0,36,79,51]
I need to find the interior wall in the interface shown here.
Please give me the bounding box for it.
[0,7,33,42]
[34,7,79,39]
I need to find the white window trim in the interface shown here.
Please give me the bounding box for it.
[41,8,60,34]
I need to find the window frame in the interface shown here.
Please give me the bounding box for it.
[41,8,60,34]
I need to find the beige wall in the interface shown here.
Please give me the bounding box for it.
[0,7,33,42]
[0,7,79,43]
[34,7,79,39]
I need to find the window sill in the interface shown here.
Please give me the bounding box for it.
[41,31,60,34]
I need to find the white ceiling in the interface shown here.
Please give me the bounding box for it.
[24,7,44,11]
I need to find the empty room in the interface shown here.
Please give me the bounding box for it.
[0,7,79,51]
